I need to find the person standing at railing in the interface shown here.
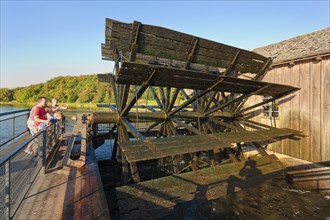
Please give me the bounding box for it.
[49,98,68,128]
[25,97,51,156]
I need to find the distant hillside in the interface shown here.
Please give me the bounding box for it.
[0,74,113,104]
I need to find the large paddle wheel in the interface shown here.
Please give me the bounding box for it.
[90,19,302,183]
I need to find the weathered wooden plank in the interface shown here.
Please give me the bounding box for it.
[103,18,268,73]
[116,62,299,98]
[281,66,291,156]
[321,58,330,161]
[273,67,281,153]
[121,129,301,162]
[299,61,311,161]
[311,60,321,162]
[290,64,300,159]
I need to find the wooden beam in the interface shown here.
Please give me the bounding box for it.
[120,69,156,116]
[165,87,171,111]
[207,84,270,115]
[185,37,199,69]
[169,79,224,116]
[254,57,272,81]
[121,85,130,114]
[202,91,218,112]
[149,87,163,109]
[223,50,241,76]
[171,118,201,135]
[145,120,162,132]
[210,118,240,132]
[121,118,145,141]
[129,21,141,62]
[159,87,166,108]
[167,88,180,112]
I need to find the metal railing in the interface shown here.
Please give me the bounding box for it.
[0,121,64,219]
[0,109,30,148]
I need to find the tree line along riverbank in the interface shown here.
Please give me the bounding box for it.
[0,74,112,104]
[1,74,185,109]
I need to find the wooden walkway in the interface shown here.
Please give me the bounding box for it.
[13,141,110,219]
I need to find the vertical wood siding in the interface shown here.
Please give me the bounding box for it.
[251,57,329,162]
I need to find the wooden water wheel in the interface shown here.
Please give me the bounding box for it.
[93,19,302,183]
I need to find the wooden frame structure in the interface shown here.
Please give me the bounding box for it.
[95,18,302,183]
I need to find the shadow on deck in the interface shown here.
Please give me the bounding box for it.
[13,136,110,220]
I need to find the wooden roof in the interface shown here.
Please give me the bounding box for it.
[253,27,330,64]
[116,62,299,98]
[102,18,269,74]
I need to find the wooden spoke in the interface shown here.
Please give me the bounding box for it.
[158,87,166,109]
[207,85,270,115]
[171,119,200,135]
[202,91,218,112]
[149,87,163,110]
[165,87,171,111]
[121,118,145,140]
[120,69,156,116]
[112,132,119,160]
[145,120,163,132]
[167,88,180,112]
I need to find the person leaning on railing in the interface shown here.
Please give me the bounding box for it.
[25,97,55,156]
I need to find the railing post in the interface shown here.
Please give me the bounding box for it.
[4,160,10,220]
[26,112,29,133]
[39,129,47,174]
[12,114,15,144]
[62,116,66,134]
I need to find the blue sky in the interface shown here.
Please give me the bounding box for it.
[1,1,329,88]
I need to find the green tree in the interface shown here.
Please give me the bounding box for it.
[0,88,14,102]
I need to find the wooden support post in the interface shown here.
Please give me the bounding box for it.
[172,156,179,174]
[208,150,216,167]
[252,142,269,156]
[129,162,141,182]
[223,50,240,76]
[225,147,239,162]
[254,57,272,81]
[121,150,130,184]
[185,154,198,171]
[185,37,199,69]
[129,21,141,62]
